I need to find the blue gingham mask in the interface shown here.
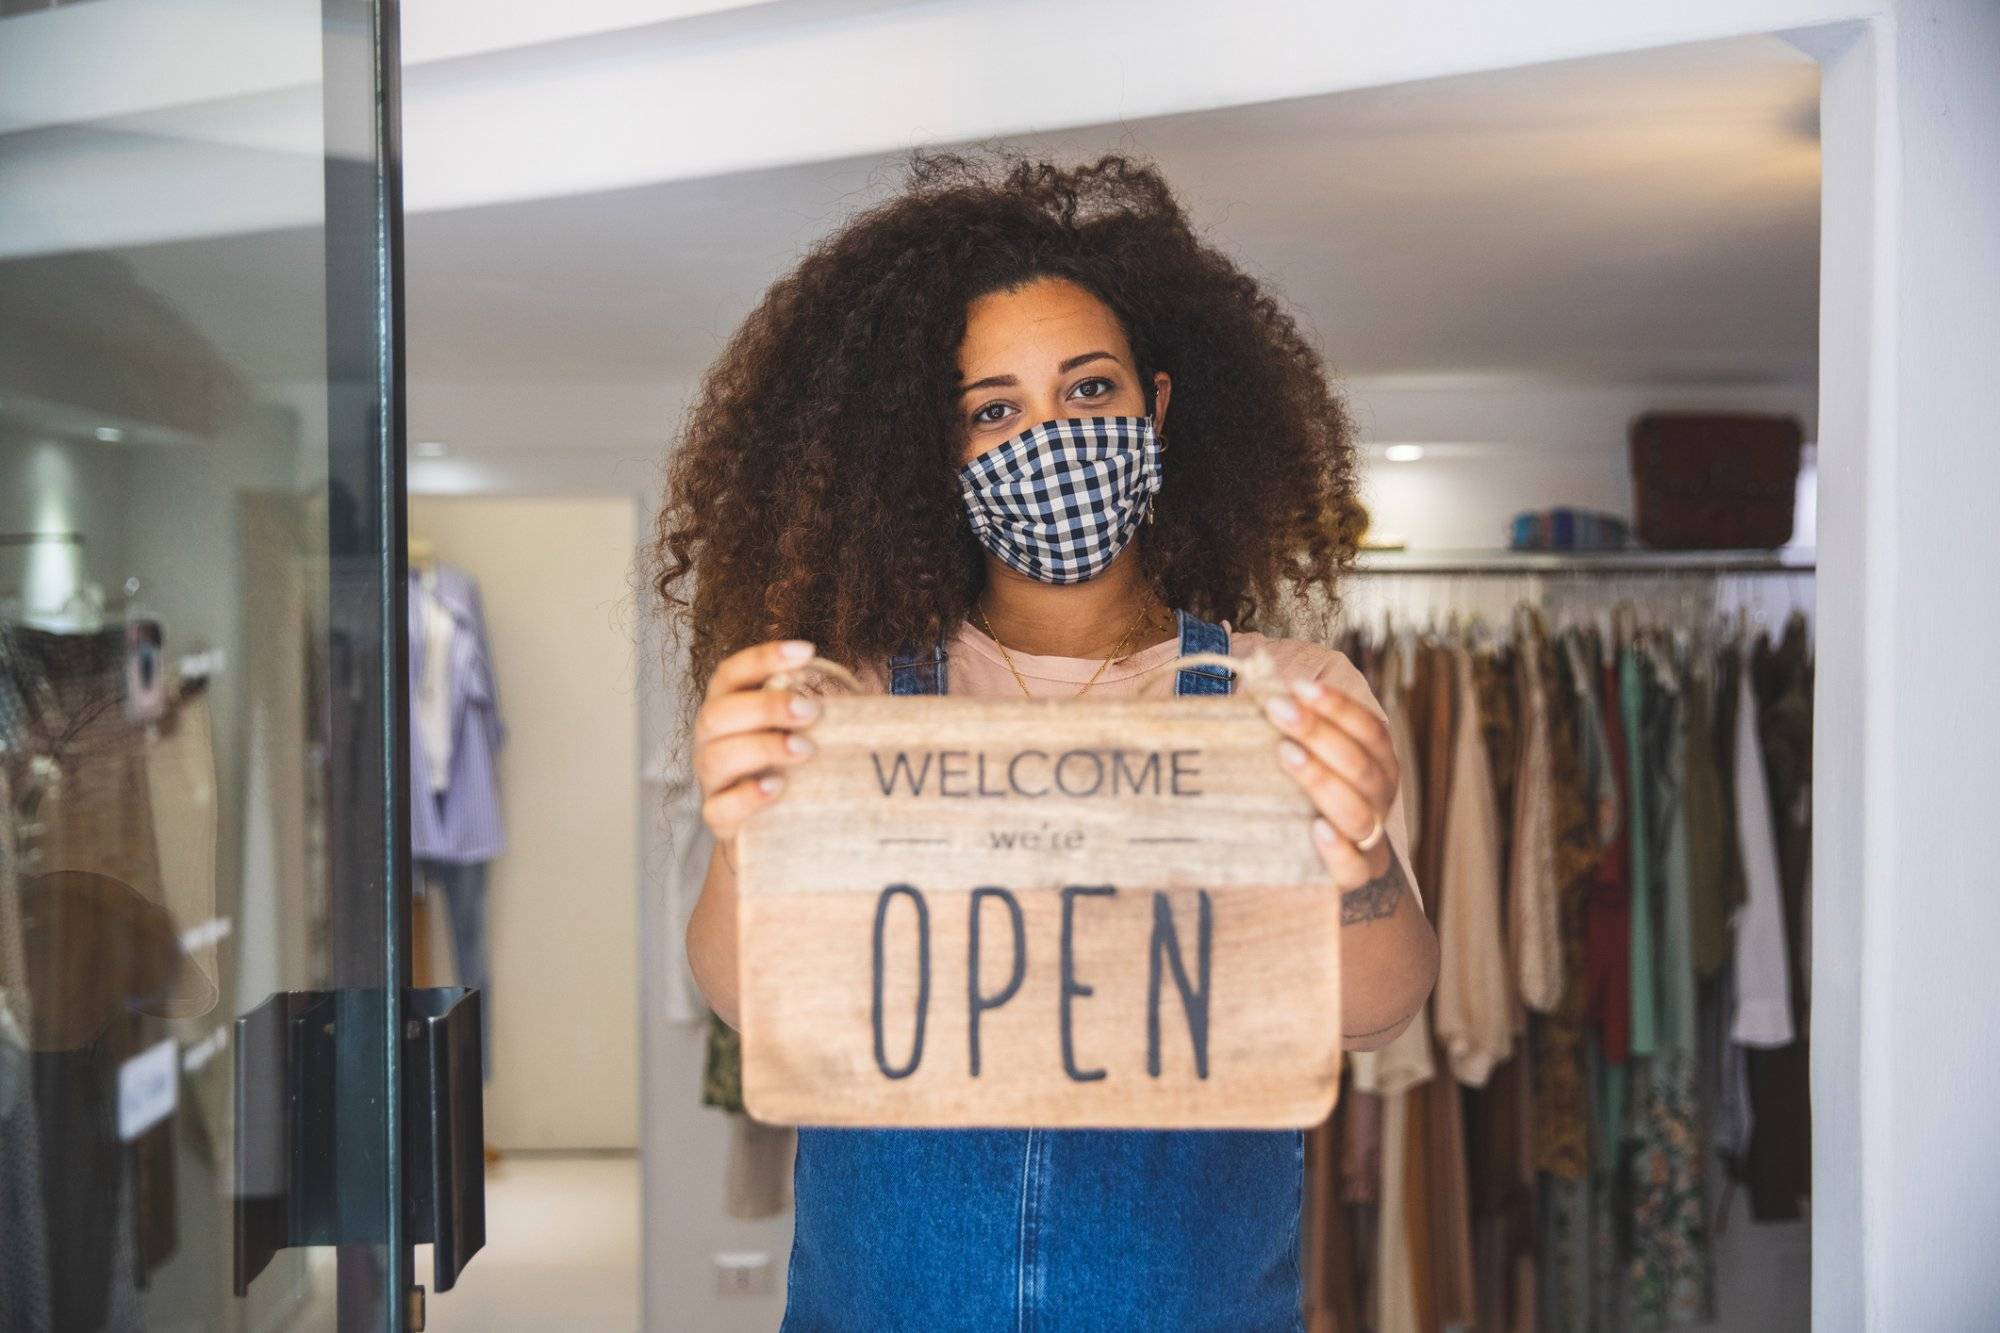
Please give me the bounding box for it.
[957,415,1162,584]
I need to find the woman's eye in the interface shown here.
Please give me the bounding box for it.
[972,402,1011,425]
[1070,377,1113,400]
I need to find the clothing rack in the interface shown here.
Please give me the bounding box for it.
[1310,590,1817,1332]
[1338,548,1816,642]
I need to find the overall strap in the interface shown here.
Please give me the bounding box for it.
[1175,609,1234,696]
[891,616,1227,697]
[887,637,949,696]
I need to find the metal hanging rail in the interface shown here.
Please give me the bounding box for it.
[0,532,85,547]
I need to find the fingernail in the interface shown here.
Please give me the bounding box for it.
[1292,677,1324,700]
[1265,696,1301,725]
[785,734,814,757]
[788,694,820,721]
[1313,817,1336,845]
[758,773,784,794]
[780,640,814,663]
[1278,739,1308,768]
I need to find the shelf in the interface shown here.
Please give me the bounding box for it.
[1351,548,1816,575]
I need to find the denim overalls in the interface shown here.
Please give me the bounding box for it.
[779,610,1307,1333]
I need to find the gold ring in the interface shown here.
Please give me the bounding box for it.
[1356,815,1386,852]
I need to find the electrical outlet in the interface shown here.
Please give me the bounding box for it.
[714,1250,772,1296]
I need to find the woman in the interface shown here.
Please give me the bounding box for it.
[650,150,1438,1331]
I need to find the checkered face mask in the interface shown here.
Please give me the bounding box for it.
[957,415,1163,584]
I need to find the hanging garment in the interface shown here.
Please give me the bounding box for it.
[406,562,507,863]
[1708,645,1750,943]
[1534,636,1601,1333]
[653,772,714,1027]
[1623,643,1658,1063]
[1434,642,1514,1086]
[2,626,167,920]
[1538,1169,1595,1333]
[1710,963,1756,1166]
[0,763,54,1333]
[1340,1086,1383,1207]
[1350,893,1437,1333]
[1511,612,1563,1016]
[1533,643,1596,1183]
[1380,635,1425,853]
[1397,640,1478,1333]
[414,566,458,796]
[414,857,494,1084]
[1363,992,1436,1333]
[1728,643,1792,1047]
[1681,661,1732,981]
[725,1112,797,1221]
[1473,643,1519,891]
[1578,634,1632,1070]
[1305,1099,1363,1333]
[701,1009,744,1114]
[1374,1089,1420,1333]
[142,684,218,978]
[1625,641,1715,1324]
[7,870,202,1331]
[1461,642,1534,1331]
[1588,648,1634,1329]
[1743,618,1813,1221]
[0,624,221,1329]
[142,682,232,1167]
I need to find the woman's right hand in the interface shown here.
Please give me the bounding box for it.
[693,638,823,848]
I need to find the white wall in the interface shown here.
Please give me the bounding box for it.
[409,494,642,1150]
[1349,377,1817,549]
[1814,4,2000,1328]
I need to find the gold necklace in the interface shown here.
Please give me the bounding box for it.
[973,601,1152,698]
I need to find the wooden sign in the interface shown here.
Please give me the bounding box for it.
[735,694,1342,1129]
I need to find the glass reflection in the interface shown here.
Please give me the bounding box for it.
[0,0,399,1328]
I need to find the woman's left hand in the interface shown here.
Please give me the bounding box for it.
[1262,677,1401,890]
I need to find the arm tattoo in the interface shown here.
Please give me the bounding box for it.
[1341,852,1407,926]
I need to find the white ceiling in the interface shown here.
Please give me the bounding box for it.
[88,32,1818,460]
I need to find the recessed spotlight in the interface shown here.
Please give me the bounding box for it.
[413,440,450,458]
[95,426,125,443]
[1383,444,1425,463]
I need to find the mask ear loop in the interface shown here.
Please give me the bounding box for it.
[1147,422,1164,524]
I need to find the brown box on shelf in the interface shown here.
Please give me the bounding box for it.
[1629,411,1803,550]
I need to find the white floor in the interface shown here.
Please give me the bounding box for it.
[423,1153,642,1332]
[295,1153,642,1332]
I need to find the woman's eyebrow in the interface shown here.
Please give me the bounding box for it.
[957,349,1120,396]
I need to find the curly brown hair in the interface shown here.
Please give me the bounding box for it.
[647,147,1364,719]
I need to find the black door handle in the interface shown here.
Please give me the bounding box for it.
[233,987,486,1295]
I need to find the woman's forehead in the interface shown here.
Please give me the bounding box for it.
[959,279,1130,374]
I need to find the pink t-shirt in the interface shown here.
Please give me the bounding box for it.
[844,618,1416,882]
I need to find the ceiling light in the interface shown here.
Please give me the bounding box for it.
[1383,444,1425,463]
[413,440,450,458]
[94,426,125,443]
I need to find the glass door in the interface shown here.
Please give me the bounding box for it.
[0,2,460,1330]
